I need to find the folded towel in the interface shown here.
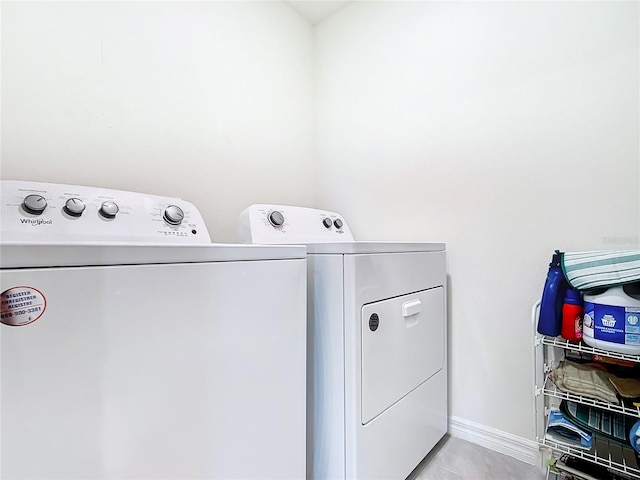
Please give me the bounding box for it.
[550,360,619,404]
[561,250,640,290]
[609,376,640,399]
[546,409,593,450]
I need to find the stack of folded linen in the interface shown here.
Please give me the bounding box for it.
[550,360,619,404]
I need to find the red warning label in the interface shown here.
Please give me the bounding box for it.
[1,286,47,326]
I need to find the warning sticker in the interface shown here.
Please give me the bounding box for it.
[1,286,47,326]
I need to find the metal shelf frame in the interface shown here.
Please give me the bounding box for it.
[540,376,640,419]
[540,336,640,364]
[541,437,640,479]
[533,300,640,479]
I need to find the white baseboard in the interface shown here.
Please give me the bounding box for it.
[448,416,541,466]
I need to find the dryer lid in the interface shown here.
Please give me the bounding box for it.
[304,241,445,254]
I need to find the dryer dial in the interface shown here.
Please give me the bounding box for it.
[23,194,48,215]
[268,211,285,228]
[322,218,332,229]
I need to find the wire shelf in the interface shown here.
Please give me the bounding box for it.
[541,377,640,418]
[540,437,640,479]
[534,302,640,479]
[541,336,640,364]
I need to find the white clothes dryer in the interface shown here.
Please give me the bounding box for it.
[238,205,447,480]
[0,181,307,480]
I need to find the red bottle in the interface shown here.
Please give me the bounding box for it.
[561,289,583,341]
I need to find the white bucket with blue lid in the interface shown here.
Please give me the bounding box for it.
[583,283,640,355]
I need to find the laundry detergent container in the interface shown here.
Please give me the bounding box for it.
[583,283,640,355]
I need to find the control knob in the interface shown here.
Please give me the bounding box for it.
[99,201,119,219]
[23,194,48,215]
[163,205,185,225]
[334,219,343,229]
[64,198,86,216]
[322,218,332,229]
[268,211,285,228]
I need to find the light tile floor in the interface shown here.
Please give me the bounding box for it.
[407,435,545,480]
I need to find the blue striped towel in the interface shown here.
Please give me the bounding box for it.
[561,250,640,290]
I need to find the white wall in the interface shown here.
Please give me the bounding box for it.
[315,1,640,439]
[1,1,314,242]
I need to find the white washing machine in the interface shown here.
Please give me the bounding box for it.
[0,181,307,479]
[237,205,447,480]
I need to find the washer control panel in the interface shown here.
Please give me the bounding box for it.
[237,204,355,244]
[0,180,211,243]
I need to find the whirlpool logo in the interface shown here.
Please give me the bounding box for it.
[20,218,52,226]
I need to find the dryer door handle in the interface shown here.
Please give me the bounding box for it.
[401,299,421,317]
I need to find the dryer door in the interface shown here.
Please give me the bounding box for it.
[361,286,444,424]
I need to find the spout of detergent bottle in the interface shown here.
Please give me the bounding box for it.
[537,251,568,336]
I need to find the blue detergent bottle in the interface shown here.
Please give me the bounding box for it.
[538,251,568,336]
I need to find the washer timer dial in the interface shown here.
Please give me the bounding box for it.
[23,194,48,215]
[163,205,185,225]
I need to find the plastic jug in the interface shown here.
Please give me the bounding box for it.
[538,252,568,336]
[561,289,583,341]
[583,283,640,355]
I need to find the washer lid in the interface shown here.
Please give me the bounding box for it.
[304,241,445,254]
[0,243,307,268]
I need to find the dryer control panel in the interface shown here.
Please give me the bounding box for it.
[0,180,211,244]
[237,204,355,244]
